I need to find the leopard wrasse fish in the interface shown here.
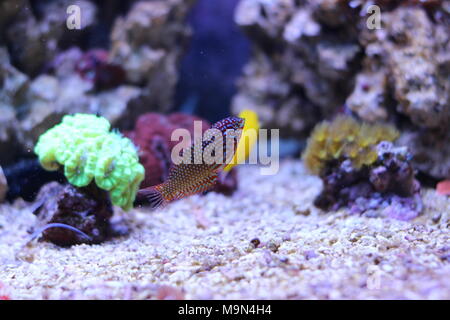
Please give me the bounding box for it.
[138,116,245,209]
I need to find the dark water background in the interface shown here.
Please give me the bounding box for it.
[175,0,250,122]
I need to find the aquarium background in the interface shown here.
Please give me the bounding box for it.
[175,0,250,122]
[1,0,254,202]
[0,0,449,300]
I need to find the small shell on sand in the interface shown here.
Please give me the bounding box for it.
[0,161,449,299]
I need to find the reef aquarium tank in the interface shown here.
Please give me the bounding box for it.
[0,0,449,303]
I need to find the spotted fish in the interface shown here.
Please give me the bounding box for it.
[138,117,245,209]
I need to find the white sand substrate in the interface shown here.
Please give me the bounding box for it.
[0,160,449,299]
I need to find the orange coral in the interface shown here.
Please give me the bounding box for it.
[303,115,399,175]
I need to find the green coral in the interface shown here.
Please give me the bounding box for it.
[303,115,399,175]
[35,113,145,210]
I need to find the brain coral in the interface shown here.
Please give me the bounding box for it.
[35,113,144,210]
[303,115,399,175]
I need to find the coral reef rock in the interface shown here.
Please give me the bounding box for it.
[0,166,7,202]
[19,74,92,150]
[0,47,27,165]
[0,0,196,166]
[398,129,450,181]
[110,0,197,113]
[382,6,450,181]
[3,0,97,76]
[304,116,422,220]
[314,141,422,221]
[355,5,449,129]
[232,1,450,152]
[0,105,22,167]
[232,0,363,138]
[33,182,114,246]
[0,47,28,106]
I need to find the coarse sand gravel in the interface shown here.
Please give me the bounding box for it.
[1,161,449,299]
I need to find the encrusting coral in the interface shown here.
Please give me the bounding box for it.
[303,115,399,175]
[34,113,144,211]
[303,115,422,220]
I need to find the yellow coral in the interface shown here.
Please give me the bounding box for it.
[224,109,260,172]
[302,115,399,175]
[34,114,145,211]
